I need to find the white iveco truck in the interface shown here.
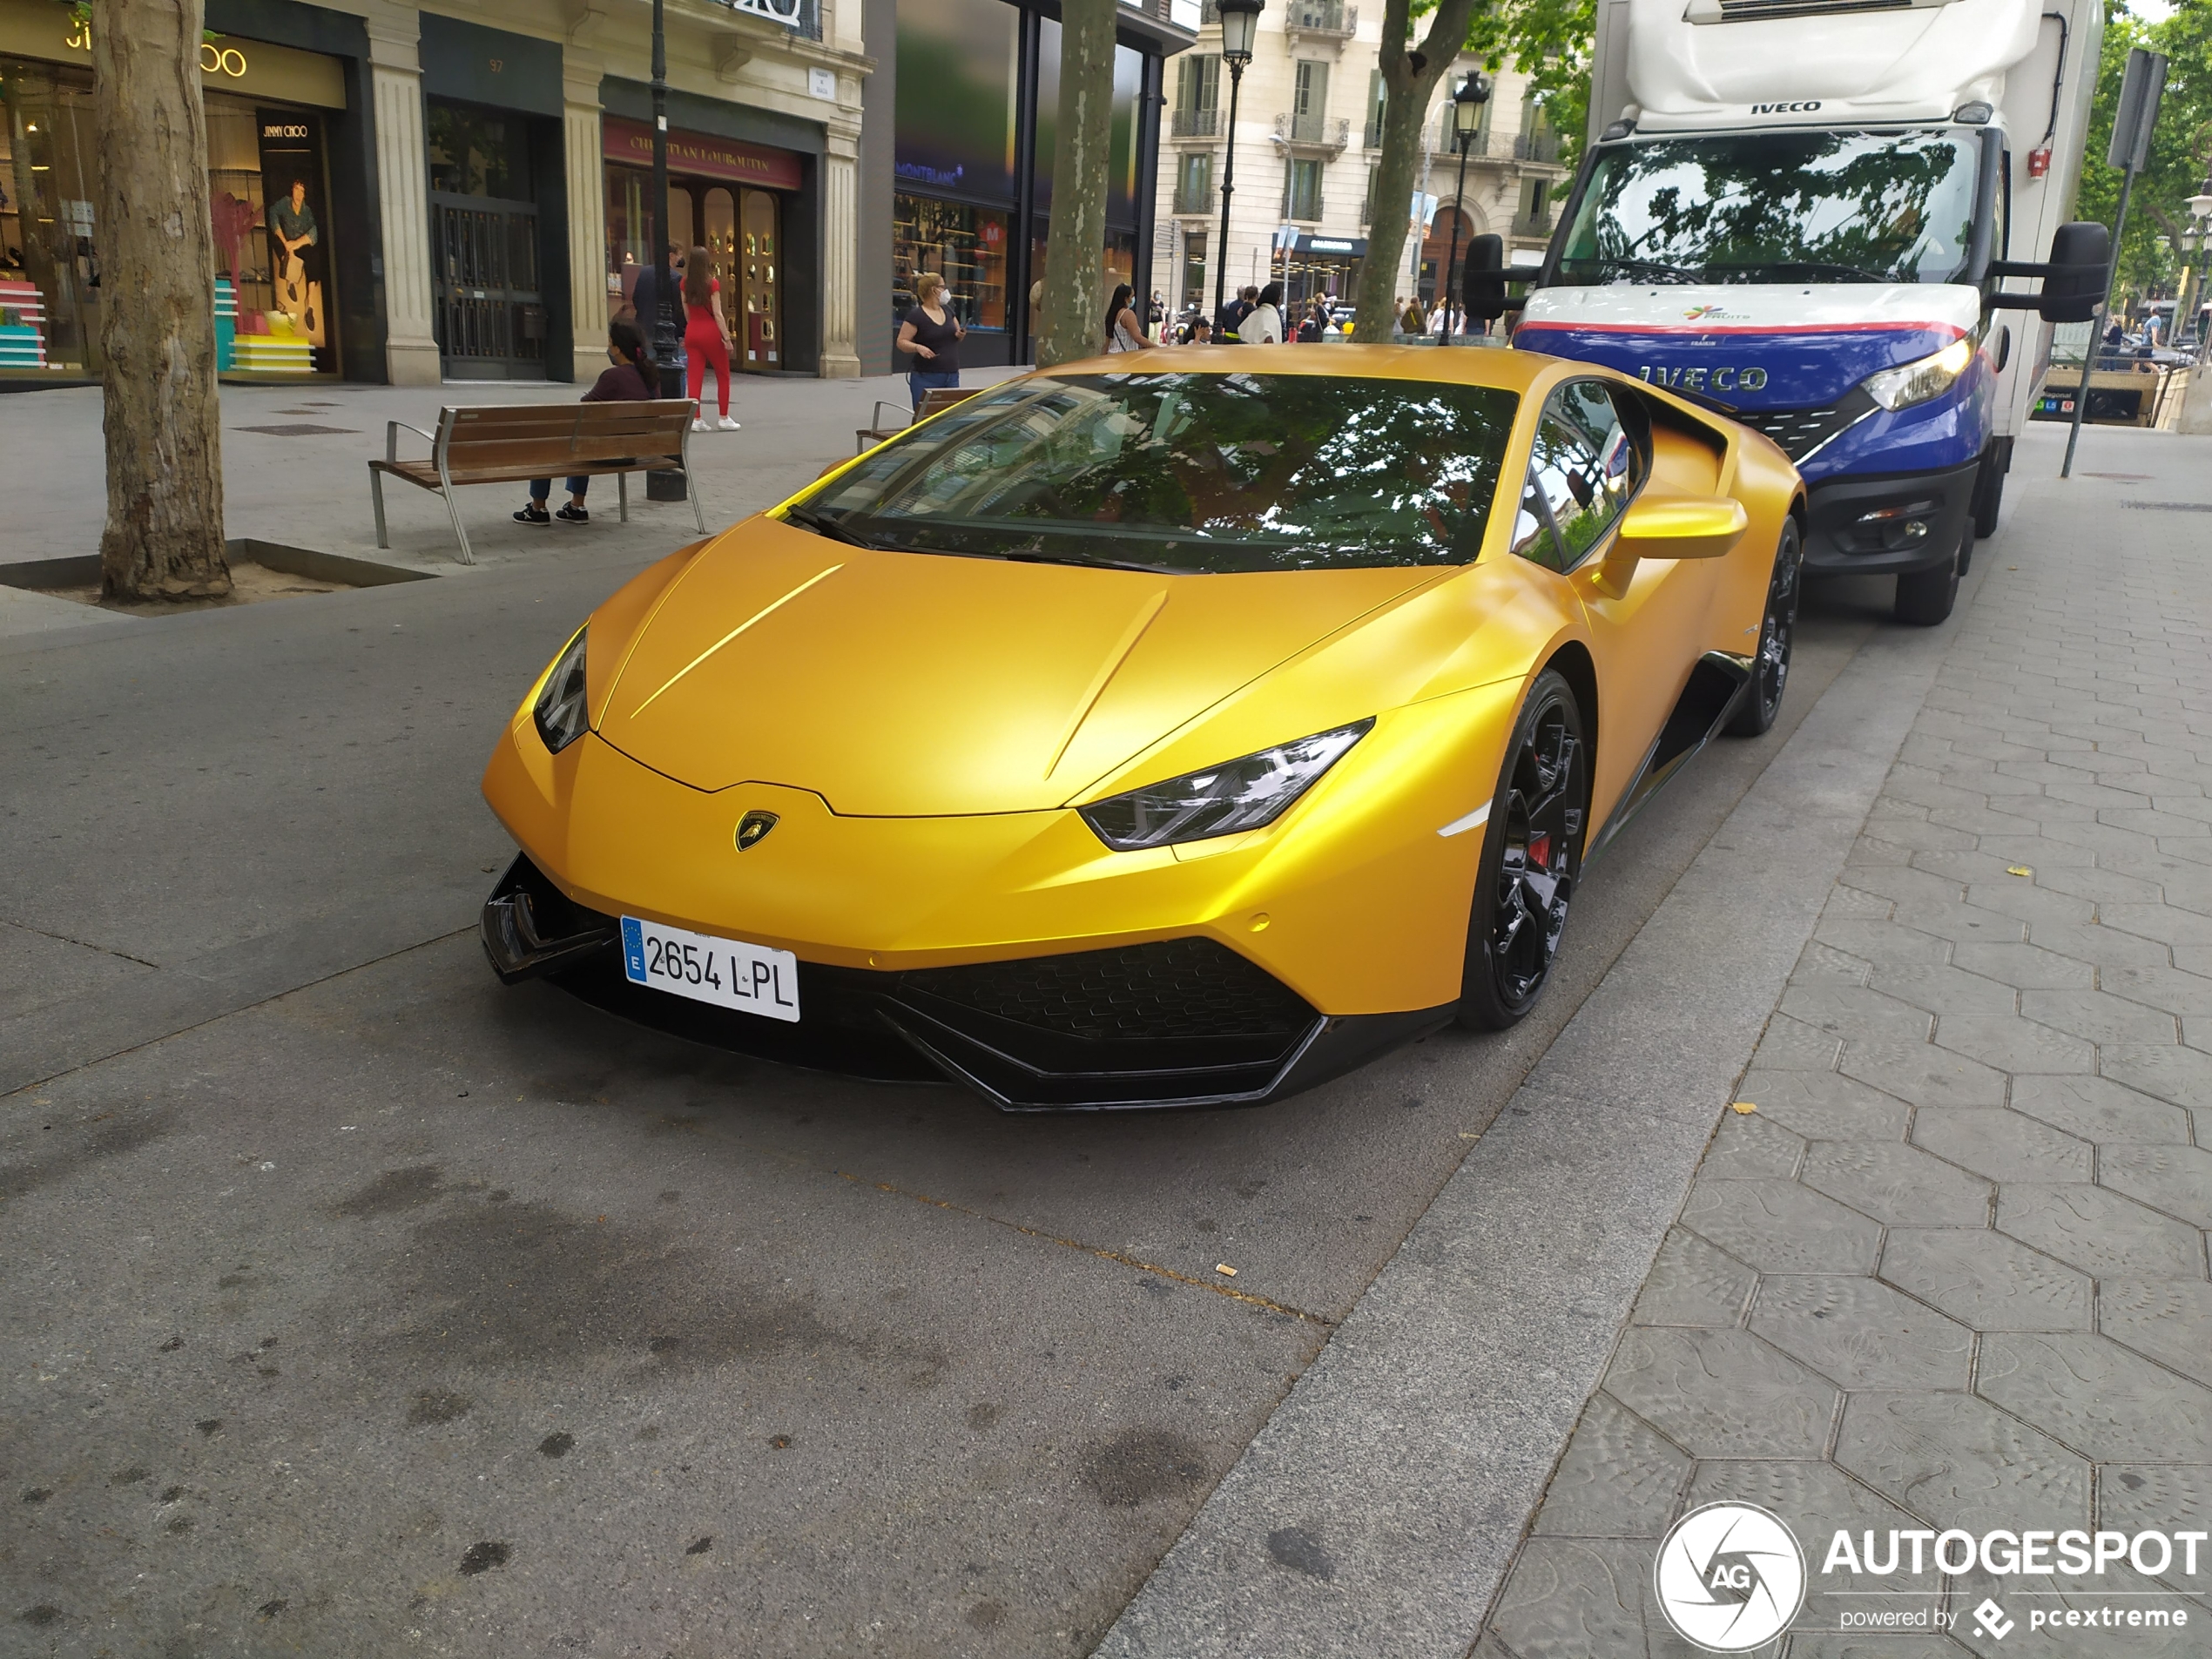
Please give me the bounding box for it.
[1511,0,2110,624]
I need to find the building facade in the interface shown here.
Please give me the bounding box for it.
[0,0,871,387]
[1153,0,1567,324]
[856,0,1196,373]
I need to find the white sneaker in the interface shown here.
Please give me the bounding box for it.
[716,415,742,431]
[691,418,710,433]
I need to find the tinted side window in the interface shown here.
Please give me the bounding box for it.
[1511,382,1642,573]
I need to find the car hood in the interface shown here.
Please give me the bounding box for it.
[593,518,1442,814]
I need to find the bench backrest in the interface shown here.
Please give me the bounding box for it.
[435,400,692,475]
[916,386,981,421]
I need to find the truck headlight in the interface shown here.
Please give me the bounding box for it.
[1079,719,1373,851]
[532,627,591,753]
[1860,337,1974,411]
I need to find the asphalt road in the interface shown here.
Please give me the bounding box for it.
[1,534,1886,1657]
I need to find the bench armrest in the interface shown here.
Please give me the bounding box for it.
[385,420,437,464]
[869,401,910,433]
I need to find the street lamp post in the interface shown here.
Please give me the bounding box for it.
[2188,180,2212,364]
[1212,0,1262,327]
[1435,70,1491,344]
[646,0,686,500]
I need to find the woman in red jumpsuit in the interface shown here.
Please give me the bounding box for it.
[682,244,739,433]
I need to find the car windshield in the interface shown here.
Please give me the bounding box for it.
[1557,131,1980,287]
[793,371,1520,573]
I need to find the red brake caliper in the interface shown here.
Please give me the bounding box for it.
[1527,832,1551,871]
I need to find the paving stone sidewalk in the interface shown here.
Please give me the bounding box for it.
[1477,433,2212,1659]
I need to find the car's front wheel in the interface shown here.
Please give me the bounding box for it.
[1457,669,1590,1031]
[1725,517,1803,738]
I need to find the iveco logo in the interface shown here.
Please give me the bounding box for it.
[1641,365,1769,393]
[1751,100,1822,114]
[735,810,780,851]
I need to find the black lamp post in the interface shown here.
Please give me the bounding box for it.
[1212,0,1262,326]
[1435,70,1490,345]
[646,0,686,500]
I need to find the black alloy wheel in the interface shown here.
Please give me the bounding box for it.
[1725,517,1803,738]
[1893,520,1964,627]
[1458,669,1590,1031]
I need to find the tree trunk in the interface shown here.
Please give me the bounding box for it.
[93,0,229,601]
[1036,0,1120,368]
[1352,0,1483,347]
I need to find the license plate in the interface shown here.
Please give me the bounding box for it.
[620,916,800,1022]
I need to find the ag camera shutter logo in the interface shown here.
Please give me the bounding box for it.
[1654,1502,1807,1651]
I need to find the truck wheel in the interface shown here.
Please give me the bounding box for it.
[1894,527,1962,627]
[1725,518,1801,738]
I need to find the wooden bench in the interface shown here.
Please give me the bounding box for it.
[856,384,981,454]
[369,400,706,564]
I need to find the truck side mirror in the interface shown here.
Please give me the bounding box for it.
[1462,234,1507,324]
[2040,221,2110,324]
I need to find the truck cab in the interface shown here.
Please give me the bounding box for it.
[1513,0,2105,624]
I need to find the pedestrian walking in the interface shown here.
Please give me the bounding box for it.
[1399,295,1426,336]
[1104,284,1152,354]
[898,273,965,410]
[513,318,657,527]
[1242,283,1285,344]
[682,244,738,433]
[1218,285,1258,342]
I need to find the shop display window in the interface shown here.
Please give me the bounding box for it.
[892,194,1007,334]
[608,166,783,373]
[1,58,335,377]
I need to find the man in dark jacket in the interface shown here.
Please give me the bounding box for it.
[1217,285,1258,342]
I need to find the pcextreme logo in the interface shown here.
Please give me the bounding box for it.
[1654,1503,1807,1651]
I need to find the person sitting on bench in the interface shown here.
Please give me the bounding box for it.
[516,319,657,526]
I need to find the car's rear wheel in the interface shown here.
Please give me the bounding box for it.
[1457,669,1590,1031]
[1725,517,1803,738]
[1894,523,1963,626]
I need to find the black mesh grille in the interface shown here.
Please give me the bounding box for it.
[1735,389,1877,461]
[1717,0,1906,18]
[904,938,1316,1042]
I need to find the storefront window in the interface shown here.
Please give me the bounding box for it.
[894,0,1018,203]
[893,193,1007,333]
[1,58,337,377]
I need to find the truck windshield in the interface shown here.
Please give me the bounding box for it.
[1556,131,1980,287]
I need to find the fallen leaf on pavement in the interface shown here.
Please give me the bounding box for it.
[1731,1101,1758,1115]
[1214,1264,1237,1278]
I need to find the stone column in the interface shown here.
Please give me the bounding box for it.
[819,132,860,379]
[367,20,440,386]
[563,54,610,370]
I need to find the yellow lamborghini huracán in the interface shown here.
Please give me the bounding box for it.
[482,346,1804,1109]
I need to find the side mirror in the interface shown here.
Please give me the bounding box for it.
[2040,221,2110,324]
[1613,492,1749,562]
[1462,233,1507,324]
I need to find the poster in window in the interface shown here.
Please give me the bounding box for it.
[256,109,329,361]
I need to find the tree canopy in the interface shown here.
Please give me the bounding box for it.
[2080,1,2212,303]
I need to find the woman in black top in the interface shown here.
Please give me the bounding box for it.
[896,273,963,411]
[515,318,656,526]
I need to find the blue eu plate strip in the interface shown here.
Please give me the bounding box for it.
[621,917,647,983]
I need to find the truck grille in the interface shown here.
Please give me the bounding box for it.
[1688,0,1951,19]
[1733,389,1878,461]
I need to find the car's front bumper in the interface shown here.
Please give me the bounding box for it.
[482,850,1452,1110]
[1801,461,1979,577]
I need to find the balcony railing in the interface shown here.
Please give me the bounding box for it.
[1170,107,1221,138]
[1278,111,1350,150]
[1285,0,1356,36]
[1365,111,1385,148]
[1200,0,1218,22]
[1516,131,1563,163]
[1430,125,1565,165]
[1174,178,1216,214]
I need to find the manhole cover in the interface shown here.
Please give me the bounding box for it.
[233,424,359,436]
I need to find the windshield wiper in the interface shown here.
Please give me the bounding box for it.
[1716,260,1896,284]
[781,505,885,551]
[1591,256,1707,284]
[999,550,1180,576]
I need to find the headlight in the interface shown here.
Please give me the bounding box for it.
[1078,719,1373,851]
[532,627,590,753]
[1860,337,1974,411]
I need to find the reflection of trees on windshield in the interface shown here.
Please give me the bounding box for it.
[1561,132,1978,285]
[808,374,1519,573]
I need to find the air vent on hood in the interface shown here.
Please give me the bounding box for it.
[1685,0,1952,22]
